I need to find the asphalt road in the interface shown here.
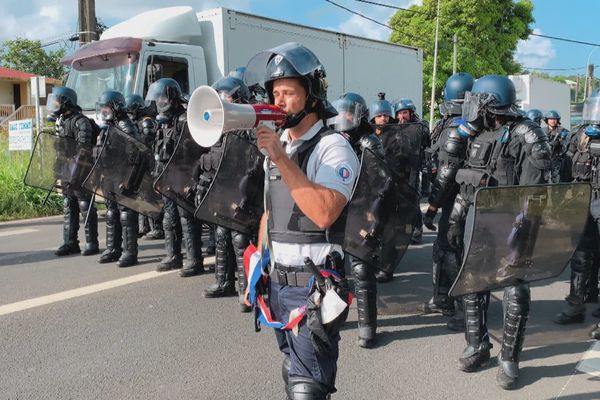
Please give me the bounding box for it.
[1,211,599,400]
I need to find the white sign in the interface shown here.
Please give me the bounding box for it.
[30,76,46,98]
[8,119,33,151]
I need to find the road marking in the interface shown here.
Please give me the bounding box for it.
[0,228,38,238]
[576,340,600,377]
[0,270,177,317]
[408,242,434,249]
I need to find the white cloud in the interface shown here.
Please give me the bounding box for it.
[39,6,59,19]
[328,0,421,42]
[0,1,75,44]
[515,28,556,69]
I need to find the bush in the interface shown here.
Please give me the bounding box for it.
[0,132,63,221]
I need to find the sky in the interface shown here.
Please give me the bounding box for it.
[0,0,599,77]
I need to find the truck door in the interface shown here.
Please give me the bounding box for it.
[140,52,195,98]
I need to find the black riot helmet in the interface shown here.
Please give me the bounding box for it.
[229,66,264,102]
[526,109,543,125]
[244,42,337,128]
[145,78,186,115]
[47,86,78,116]
[470,74,519,116]
[125,94,145,118]
[212,76,251,104]
[369,92,394,122]
[543,109,561,123]
[443,72,475,102]
[328,92,373,138]
[96,90,126,122]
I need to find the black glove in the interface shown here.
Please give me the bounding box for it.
[447,222,463,250]
[423,207,437,231]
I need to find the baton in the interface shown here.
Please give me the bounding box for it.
[84,189,96,227]
[304,257,326,291]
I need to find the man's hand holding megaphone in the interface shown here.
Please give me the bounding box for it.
[256,125,286,163]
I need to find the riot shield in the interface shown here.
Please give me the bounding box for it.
[83,126,163,218]
[379,123,424,189]
[154,126,207,214]
[194,133,265,235]
[343,148,420,273]
[449,183,591,297]
[24,130,93,198]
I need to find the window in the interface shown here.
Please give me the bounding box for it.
[143,55,189,97]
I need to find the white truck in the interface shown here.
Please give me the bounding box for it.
[509,74,571,130]
[61,6,423,114]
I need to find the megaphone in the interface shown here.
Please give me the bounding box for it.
[187,85,286,148]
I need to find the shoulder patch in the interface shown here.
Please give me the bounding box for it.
[335,163,354,184]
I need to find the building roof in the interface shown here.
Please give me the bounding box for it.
[0,66,61,84]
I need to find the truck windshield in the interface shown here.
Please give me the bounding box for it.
[65,55,138,111]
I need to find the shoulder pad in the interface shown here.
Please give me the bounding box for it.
[74,115,92,130]
[511,119,546,144]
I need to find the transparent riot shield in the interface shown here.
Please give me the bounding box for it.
[449,183,591,297]
[24,130,93,198]
[194,133,265,235]
[343,148,420,273]
[83,126,163,218]
[154,125,207,214]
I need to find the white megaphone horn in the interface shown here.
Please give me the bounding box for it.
[187,85,286,148]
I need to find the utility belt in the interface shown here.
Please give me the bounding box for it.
[455,168,498,202]
[273,262,325,287]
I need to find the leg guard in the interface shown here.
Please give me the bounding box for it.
[157,200,183,271]
[422,240,455,315]
[138,214,151,238]
[232,230,251,312]
[458,292,491,372]
[179,207,204,277]
[79,198,99,256]
[584,256,599,304]
[352,256,377,347]
[99,201,122,263]
[145,208,165,240]
[56,195,81,256]
[287,377,331,400]
[497,284,530,390]
[204,226,236,297]
[554,249,593,324]
[117,208,138,267]
[202,223,216,256]
[447,297,465,332]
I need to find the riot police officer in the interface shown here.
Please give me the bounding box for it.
[421,73,474,331]
[329,92,384,348]
[526,109,543,126]
[554,96,600,340]
[96,90,141,267]
[48,86,99,257]
[146,78,205,277]
[543,110,570,183]
[369,92,395,137]
[448,75,552,389]
[199,76,254,311]
[125,94,164,240]
[247,42,359,399]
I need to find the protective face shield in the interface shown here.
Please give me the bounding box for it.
[145,78,184,115]
[46,93,64,115]
[328,99,365,132]
[582,96,600,124]
[212,76,251,104]
[461,91,498,133]
[96,105,115,123]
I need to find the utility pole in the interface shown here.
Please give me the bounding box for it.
[575,75,580,103]
[452,34,458,74]
[428,0,441,129]
[78,0,97,46]
[586,64,595,99]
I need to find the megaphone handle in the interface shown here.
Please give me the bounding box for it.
[257,121,276,157]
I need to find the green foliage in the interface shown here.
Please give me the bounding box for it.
[0,38,66,79]
[0,133,63,221]
[389,0,534,106]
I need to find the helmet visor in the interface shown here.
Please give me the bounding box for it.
[145,82,174,113]
[327,99,364,132]
[46,93,63,114]
[583,97,600,123]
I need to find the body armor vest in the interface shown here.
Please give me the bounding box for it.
[267,127,346,245]
[572,127,600,188]
[155,113,186,165]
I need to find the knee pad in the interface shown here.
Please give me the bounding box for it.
[352,262,373,283]
[288,377,331,400]
[231,231,250,252]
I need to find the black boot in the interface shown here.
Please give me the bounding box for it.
[287,377,331,400]
[496,285,530,390]
[204,227,236,298]
[80,199,99,256]
[375,270,393,283]
[232,231,251,312]
[424,242,458,316]
[353,257,377,348]
[156,207,183,272]
[99,202,122,263]
[117,209,138,267]
[145,210,165,240]
[180,211,204,277]
[55,196,81,256]
[554,251,591,324]
[457,293,492,372]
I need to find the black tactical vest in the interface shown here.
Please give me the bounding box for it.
[155,113,186,165]
[267,127,347,245]
[572,128,600,188]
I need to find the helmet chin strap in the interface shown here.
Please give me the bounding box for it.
[280,97,316,129]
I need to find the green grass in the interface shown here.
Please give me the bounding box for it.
[0,132,63,221]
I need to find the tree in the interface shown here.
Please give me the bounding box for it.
[389,0,534,116]
[0,38,66,79]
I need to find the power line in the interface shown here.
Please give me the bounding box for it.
[529,33,600,48]
[325,0,392,30]
[354,0,432,16]
[523,64,600,72]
